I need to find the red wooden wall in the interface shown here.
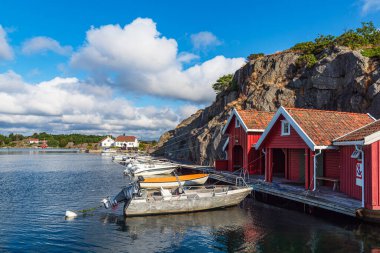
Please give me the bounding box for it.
[288,149,303,182]
[260,116,314,189]
[340,146,362,200]
[224,115,264,175]
[262,116,308,149]
[365,141,380,210]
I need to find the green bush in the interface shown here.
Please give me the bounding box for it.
[296,54,318,68]
[313,35,335,53]
[247,53,265,61]
[361,47,380,58]
[212,74,234,94]
[335,30,368,49]
[291,41,316,54]
[356,21,380,46]
[291,22,380,55]
[47,139,59,147]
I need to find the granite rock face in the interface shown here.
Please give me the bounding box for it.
[154,46,380,165]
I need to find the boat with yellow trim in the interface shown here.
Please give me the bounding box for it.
[139,174,209,189]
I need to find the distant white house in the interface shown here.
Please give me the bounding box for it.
[99,136,115,148]
[114,135,139,149]
[28,138,39,144]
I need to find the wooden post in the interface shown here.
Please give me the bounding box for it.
[284,149,288,180]
[305,148,309,190]
[309,150,315,191]
[268,148,273,182]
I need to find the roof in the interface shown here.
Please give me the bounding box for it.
[256,107,375,150]
[236,109,275,130]
[100,136,113,142]
[115,136,136,142]
[334,120,380,145]
[222,108,275,134]
[285,108,374,146]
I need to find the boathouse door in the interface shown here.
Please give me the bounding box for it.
[272,149,285,177]
[232,145,243,170]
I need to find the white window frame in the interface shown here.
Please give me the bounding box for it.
[281,120,290,136]
[235,118,240,128]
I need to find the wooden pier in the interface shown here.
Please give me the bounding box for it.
[180,165,361,217]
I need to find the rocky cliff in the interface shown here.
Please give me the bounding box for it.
[154,46,380,165]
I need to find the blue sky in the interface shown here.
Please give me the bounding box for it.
[0,0,379,139]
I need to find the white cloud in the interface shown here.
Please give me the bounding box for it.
[0,25,13,60]
[190,31,221,49]
[22,36,72,56]
[361,0,380,14]
[178,105,200,119]
[71,18,244,103]
[177,52,199,63]
[0,71,181,139]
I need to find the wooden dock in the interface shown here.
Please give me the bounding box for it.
[180,165,361,217]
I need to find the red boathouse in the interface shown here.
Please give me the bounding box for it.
[333,120,380,210]
[255,107,380,209]
[216,108,274,174]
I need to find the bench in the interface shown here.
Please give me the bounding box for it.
[316,177,340,191]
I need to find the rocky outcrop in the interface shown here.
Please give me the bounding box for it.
[154,46,380,165]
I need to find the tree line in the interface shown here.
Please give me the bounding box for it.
[0,132,105,148]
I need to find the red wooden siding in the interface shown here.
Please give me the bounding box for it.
[215,160,228,171]
[324,150,340,179]
[260,115,315,189]
[339,146,361,200]
[225,115,264,175]
[263,116,308,149]
[288,149,303,182]
[365,141,380,210]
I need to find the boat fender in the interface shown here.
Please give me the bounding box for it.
[65,210,78,218]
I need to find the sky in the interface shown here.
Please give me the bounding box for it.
[0,0,379,139]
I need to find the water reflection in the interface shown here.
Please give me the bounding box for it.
[0,147,79,155]
[99,207,261,252]
[2,152,380,252]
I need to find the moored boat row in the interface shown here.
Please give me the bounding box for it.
[103,154,252,217]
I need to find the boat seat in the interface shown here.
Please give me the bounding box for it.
[160,187,172,200]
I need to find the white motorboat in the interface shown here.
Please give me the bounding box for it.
[139,173,209,189]
[124,162,178,176]
[102,182,252,216]
[112,155,136,162]
[101,148,117,155]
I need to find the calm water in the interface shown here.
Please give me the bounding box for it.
[1,150,380,252]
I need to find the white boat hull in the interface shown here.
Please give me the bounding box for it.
[139,175,209,188]
[125,186,252,216]
[133,168,175,176]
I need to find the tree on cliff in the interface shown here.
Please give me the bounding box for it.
[212,74,234,94]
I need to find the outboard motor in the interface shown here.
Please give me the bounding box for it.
[102,182,139,210]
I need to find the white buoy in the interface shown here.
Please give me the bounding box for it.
[65,210,78,218]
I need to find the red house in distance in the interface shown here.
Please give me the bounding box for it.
[218,108,274,174]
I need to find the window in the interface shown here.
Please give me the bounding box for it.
[281,120,290,136]
[235,118,240,128]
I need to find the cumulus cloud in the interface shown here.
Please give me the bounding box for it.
[190,31,221,50]
[178,105,200,118]
[22,36,73,56]
[361,0,380,14]
[0,71,182,138]
[71,18,244,103]
[0,25,13,60]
